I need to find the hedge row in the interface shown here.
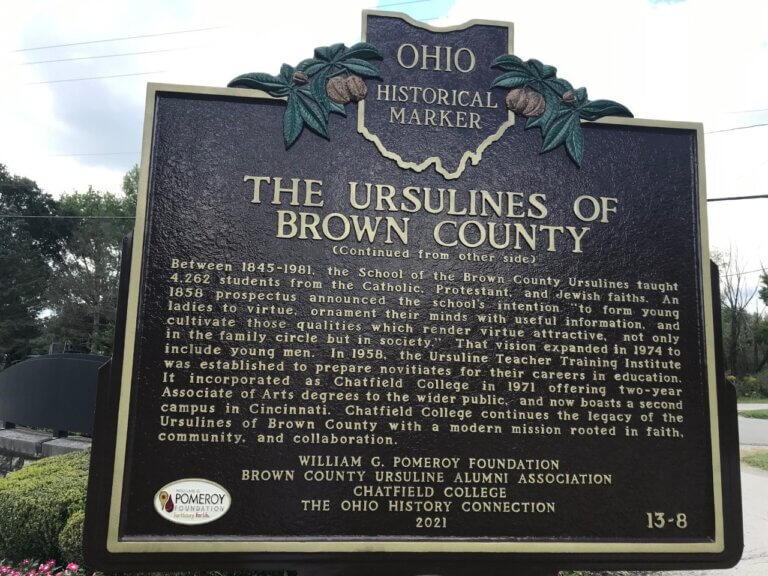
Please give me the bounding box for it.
[0,449,90,561]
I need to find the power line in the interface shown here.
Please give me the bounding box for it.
[22,45,207,66]
[13,25,228,52]
[8,151,139,158]
[26,70,165,85]
[46,152,139,158]
[705,123,768,134]
[724,268,765,278]
[0,214,135,220]
[707,194,768,202]
[377,0,432,8]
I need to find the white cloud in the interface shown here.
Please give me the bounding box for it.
[0,0,372,196]
[439,0,768,282]
[1,0,765,286]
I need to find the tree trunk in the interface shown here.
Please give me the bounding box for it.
[90,298,101,354]
[728,316,740,374]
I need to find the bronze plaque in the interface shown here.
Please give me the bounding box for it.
[85,10,742,575]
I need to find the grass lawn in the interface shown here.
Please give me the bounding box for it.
[741,449,768,472]
[738,409,768,419]
[737,397,768,403]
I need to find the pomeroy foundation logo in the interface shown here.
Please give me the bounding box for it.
[154,479,231,525]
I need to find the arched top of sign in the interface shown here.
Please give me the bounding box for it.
[357,10,516,180]
[227,10,632,174]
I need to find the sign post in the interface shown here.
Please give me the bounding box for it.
[85,11,742,574]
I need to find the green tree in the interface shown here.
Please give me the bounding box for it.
[756,271,768,373]
[714,250,759,376]
[45,180,135,354]
[122,163,139,208]
[750,310,768,373]
[0,165,67,365]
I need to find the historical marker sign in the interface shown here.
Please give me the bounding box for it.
[85,10,742,574]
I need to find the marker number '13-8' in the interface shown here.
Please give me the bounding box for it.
[646,512,688,529]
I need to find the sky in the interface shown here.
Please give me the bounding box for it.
[1,0,766,296]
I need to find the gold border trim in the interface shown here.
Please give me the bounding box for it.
[357,10,515,180]
[106,85,725,555]
[107,82,278,553]
[110,540,721,554]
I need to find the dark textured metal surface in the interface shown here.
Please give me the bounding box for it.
[83,15,741,573]
[82,88,743,573]
[362,15,510,173]
[112,83,731,542]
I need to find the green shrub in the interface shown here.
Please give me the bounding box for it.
[0,449,90,561]
[729,372,768,399]
[754,370,768,397]
[58,509,85,566]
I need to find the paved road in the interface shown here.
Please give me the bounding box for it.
[739,417,768,446]
[665,465,768,576]
[661,409,768,576]
[733,404,768,446]
[737,403,768,412]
